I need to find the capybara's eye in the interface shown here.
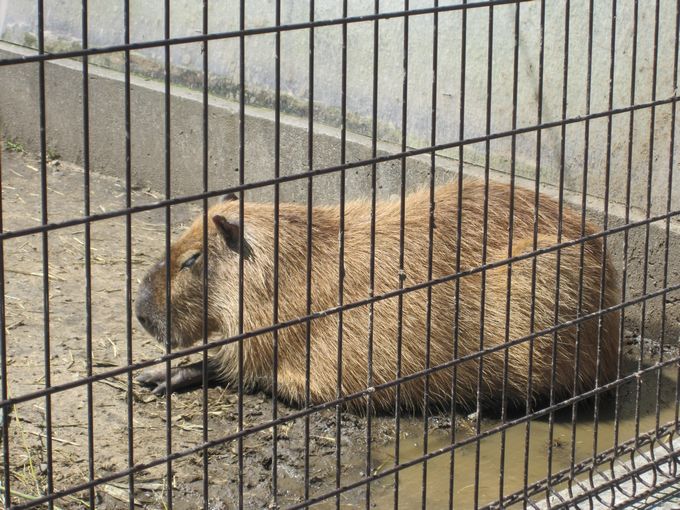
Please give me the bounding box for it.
[180,252,201,270]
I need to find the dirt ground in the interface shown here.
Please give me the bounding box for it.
[0,148,446,510]
[0,149,678,510]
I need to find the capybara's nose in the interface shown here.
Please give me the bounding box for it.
[136,312,151,331]
[135,285,154,333]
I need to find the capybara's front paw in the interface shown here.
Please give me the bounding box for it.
[136,363,207,396]
[136,368,173,396]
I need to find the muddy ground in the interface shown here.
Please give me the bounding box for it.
[0,149,678,509]
[0,148,448,510]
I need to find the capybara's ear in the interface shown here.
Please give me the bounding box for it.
[220,192,238,202]
[212,215,241,254]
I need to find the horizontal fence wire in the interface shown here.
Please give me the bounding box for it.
[4,332,680,509]
[0,0,678,508]
[11,380,680,510]
[0,0,536,68]
[1,215,678,508]
[0,94,675,243]
[0,232,678,411]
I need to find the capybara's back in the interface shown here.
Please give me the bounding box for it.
[137,179,620,413]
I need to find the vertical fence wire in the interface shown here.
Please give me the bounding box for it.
[498,1,521,503]
[546,0,570,501]
[611,6,643,497]
[634,0,662,447]
[627,0,662,485]
[521,0,545,501]
[0,97,9,510]
[37,1,55,507]
[123,0,135,507]
[394,2,409,508]
[336,2,349,509]
[304,1,315,502]
[366,1,380,507]
[80,1,96,508]
[593,0,621,501]
[667,0,680,434]
[473,5,494,508]
[447,2,465,508]
[162,0,174,507]
[237,1,246,508]
[568,0,594,499]
[272,0,281,505]
[673,0,680,435]
[614,0,633,458]
[662,0,680,435]
[421,2,439,507]
[200,1,211,508]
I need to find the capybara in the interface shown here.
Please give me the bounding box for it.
[135,179,619,412]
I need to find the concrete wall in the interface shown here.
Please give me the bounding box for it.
[2,0,679,216]
[0,0,678,340]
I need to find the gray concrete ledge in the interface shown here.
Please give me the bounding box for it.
[0,41,678,339]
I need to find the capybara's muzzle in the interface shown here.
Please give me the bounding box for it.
[135,281,158,337]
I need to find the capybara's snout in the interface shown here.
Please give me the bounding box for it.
[135,276,158,337]
[135,270,164,338]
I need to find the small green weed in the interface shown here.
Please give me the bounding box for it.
[4,139,25,153]
[47,147,61,161]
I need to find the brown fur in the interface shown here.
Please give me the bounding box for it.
[136,179,620,412]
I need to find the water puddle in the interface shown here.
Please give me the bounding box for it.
[369,362,678,508]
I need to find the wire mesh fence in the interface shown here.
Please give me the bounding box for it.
[0,0,678,508]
